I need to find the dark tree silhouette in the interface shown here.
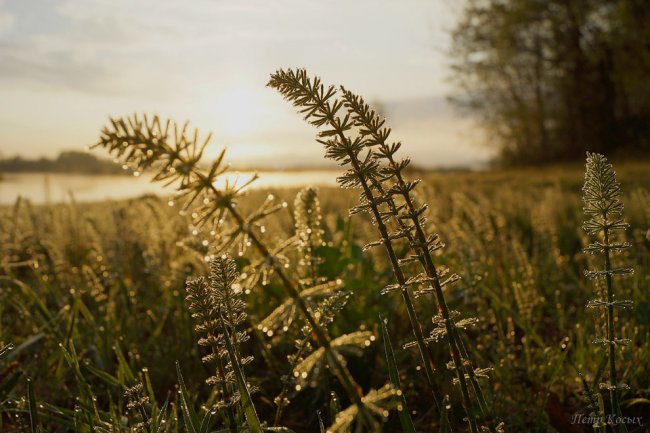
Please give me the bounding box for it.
[451,0,650,165]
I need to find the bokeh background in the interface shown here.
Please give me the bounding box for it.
[0,0,490,169]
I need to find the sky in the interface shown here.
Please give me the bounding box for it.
[0,0,493,168]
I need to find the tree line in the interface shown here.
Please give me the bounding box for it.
[451,0,650,165]
[0,150,124,175]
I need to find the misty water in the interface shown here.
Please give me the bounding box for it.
[0,171,340,205]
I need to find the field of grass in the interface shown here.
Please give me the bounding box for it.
[1,69,649,433]
[1,160,649,432]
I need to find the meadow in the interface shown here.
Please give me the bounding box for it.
[1,70,649,433]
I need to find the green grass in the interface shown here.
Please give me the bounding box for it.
[1,162,649,432]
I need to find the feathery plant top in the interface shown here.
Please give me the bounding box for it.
[582,152,633,433]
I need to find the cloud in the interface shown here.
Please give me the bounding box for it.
[0,0,331,97]
[0,0,128,94]
[384,95,452,123]
[0,8,13,34]
[0,40,121,94]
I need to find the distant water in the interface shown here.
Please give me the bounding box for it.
[0,171,340,205]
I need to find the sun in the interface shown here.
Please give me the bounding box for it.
[211,85,265,136]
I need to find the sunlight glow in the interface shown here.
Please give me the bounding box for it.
[211,85,264,136]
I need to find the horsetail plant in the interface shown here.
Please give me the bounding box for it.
[274,188,335,424]
[95,115,394,432]
[340,86,496,429]
[268,68,499,433]
[267,68,441,408]
[185,255,263,433]
[294,187,326,287]
[268,289,354,424]
[124,382,153,433]
[579,374,607,432]
[582,152,633,433]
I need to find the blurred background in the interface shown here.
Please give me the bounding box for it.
[0,0,648,203]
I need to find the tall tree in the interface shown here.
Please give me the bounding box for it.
[450,0,650,164]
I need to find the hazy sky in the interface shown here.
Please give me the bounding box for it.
[0,0,493,168]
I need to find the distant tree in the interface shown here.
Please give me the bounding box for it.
[0,150,124,174]
[450,0,650,165]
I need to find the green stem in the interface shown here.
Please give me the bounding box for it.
[345,148,441,411]
[221,198,365,407]
[220,315,263,433]
[456,331,491,417]
[274,338,310,426]
[341,92,493,430]
[379,151,484,433]
[603,229,624,433]
[212,336,238,433]
[307,87,442,412]
[402,178,479,433]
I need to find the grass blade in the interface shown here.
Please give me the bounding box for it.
[379,314,417,433]
[176,361,200,433]
[220,314,263,433]
[27,378,42,433]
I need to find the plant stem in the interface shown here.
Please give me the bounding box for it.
[388,161,484,431]
[191,172,365,406]
[346,151,441,411]
[274,338,310,426]
[341,91,493,429]
[220,314,264,433]
[292,78,443,412]
[213,338,239,433]
[353,139,484,431]
[603,229,624,433]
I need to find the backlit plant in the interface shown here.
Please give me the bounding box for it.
[269,68,500,433]
[582,152,633,433]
